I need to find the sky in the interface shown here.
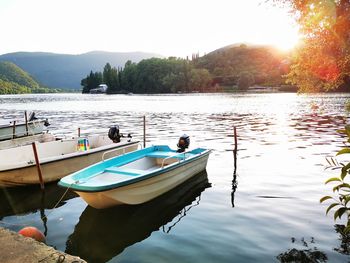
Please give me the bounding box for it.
[0,0,299,57]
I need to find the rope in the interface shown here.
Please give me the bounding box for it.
[0,183,74,228]
[40,184,73,222]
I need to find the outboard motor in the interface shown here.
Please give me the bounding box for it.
[127,133,132,142]
[177,134,190,153]
[44,119,50,127]
[108,125,121,143]
[28,112,37,121]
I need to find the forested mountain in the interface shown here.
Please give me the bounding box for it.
[0,51,162,89]
[0,61,53,94]
[194,44,289,87]
[81,44,290,94]
[0,45,290,93]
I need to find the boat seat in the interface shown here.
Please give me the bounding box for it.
[146,152,185,159]
[104,166,145,176]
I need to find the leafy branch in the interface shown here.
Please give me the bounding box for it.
[321,125,350,233]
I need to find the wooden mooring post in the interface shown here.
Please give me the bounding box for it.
[32,142,45,190]
[233,126,238,157]
[24,111,29,136]
[12,121,16,139]
[232,126,238,207]
[78,127,81,137]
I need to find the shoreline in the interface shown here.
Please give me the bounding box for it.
[0,227,86,263]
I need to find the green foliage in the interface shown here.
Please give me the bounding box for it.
[0,61,39,89]
[194,45,286,87]
[321,127,350,233]
[237,71,255,90]
[0,79,30,94]
[0,61,56,94]
[81,58,214,94]
[81,71,103,93]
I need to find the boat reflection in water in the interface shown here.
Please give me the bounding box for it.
[0,183,77,234]
[66,170,211,263]
[0,183,77,219]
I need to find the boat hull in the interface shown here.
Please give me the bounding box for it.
[0,143,138,187]
[0,120,46,141]
[75,152,210,209]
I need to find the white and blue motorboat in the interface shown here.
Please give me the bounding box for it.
[58,143,211,209]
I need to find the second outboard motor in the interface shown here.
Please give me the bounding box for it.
[44,118,50,127]
[177,134,190,153]
[108,125,121,143]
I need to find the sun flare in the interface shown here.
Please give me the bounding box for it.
[273,31,301,51]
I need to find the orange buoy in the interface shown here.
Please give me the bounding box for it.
[18,226,46,243]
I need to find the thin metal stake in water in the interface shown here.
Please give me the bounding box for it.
[143,115,146,148]
[32,142,45,190]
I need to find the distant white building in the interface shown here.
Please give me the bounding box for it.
[90,84,108,94]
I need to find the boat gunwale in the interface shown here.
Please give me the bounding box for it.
[0,119,47,129]
[0,140,139,172]
[59,147,211,193]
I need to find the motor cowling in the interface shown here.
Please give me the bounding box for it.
[177,134,190,153]
[108,125,121,143]
[28,112,37,121]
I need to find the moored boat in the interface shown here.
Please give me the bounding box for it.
[0,132,55,150]
[58,144,211,209]
[0,112,49,141]
[0,135,139,187]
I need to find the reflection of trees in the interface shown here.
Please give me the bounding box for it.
[277,238,327,263]
[334,224,350,255]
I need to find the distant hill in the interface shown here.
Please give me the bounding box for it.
[0,61,52,94]
[0,51,162,89]
[0,61,39,89]
[194,44,289,87]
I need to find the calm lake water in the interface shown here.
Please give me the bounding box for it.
[0,92,350,262]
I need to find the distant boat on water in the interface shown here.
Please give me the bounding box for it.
[89,84,108,94]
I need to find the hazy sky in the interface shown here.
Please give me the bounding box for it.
[0,0,299,57]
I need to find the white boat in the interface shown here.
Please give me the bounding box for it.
[58,145,211,209]
[65,171,210,262]
[0,112,49,141]
[0,133,55,150]
[0,135,139,187]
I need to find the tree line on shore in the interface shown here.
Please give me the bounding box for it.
[81,58,213,94]
[81,46,288,94]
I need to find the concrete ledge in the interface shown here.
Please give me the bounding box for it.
[0,227,86,263]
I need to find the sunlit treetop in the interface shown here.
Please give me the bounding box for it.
[271,0,350,92]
